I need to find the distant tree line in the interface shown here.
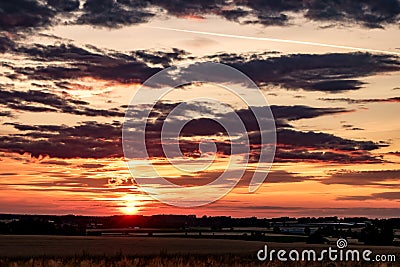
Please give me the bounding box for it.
[303,219,396,245]
[0,214,398,245]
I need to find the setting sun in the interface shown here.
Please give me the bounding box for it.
[121,205,139,215]
[118,194,142,214]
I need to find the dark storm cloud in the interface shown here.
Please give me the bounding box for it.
[124,101,383,163]
[47,0,80,12]
[78,163,107,169]
[218,1,299,26]
[154,104,348,137]
[0,87,86,106]
[0,0,79,32]
[149,0,224,17]
[8,43,187,84]
[4,39,399,92]
[323,170,400,187]
[0,111,11,117]
[341,124,364,131]
[85,0,400,28]
[1,0,399,32]
[303,0,400,29]
[0,121,122,158]
[271,105,350,121]
[0,88,124,117]
[210,52,400,92]
[275,149,381,164]
[276,129,381,151]
[137,101,350,136]
[336,195,372,201]
[16,42,188,67]
[310,80,364,92]
[158,0,400,28]
[1,99,383,163]
[77,0,154,28]
[226,105,349,137]
[165,170,310,187]
[131,48,191,67]
[271,128,385,163]
[17,60,160,85]
[0,0,53,32]
[40,159,71,166]
[16,43,109,62]
[370,191,400,200]
[0,36,15,53]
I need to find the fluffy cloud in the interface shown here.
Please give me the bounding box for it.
[323,170,400,186]
[3,38,399,93]
[0,0,79,32]
[0,88,124,117]
[4,41,187,84]
[1,101,383,164]
[1,0,399,32]
[1,121,122,158]
[215,52,400,92]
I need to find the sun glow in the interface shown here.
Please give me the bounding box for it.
[118,194,142,214]
[121,205,139,215]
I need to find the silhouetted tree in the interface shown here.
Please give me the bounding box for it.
[307,229,327,244]
[359,222,394,245]
[304,226,311,236]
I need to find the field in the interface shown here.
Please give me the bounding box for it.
[2,256,400,267]
[0,235,399,266]
[0,235,266,257]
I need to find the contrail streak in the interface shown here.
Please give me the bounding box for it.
[149,26,400,56]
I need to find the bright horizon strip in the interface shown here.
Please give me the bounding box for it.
[148,26,400,56]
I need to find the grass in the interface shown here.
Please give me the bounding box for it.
[0,236,398,266]
[1,255,399,267]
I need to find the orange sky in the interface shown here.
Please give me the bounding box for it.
[0,1,399,217]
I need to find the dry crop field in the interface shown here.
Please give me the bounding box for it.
[0,235,399,266]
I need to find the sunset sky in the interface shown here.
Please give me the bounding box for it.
[0,0,400,218]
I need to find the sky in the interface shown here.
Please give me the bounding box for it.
[0,0,400,218]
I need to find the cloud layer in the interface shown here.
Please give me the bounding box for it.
[2,0,400,32]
